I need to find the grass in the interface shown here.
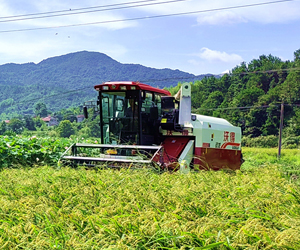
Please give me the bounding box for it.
[242,148,300,166]
[242,147,300,185]
[0,148,300,249]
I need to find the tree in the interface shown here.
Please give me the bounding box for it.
[262,104,280,135]
[88,118,101,138]
[294,49,300,64]
[33,117,45,128]
[23,115,36,131]
[0,121,6,135]
[191,81,209,109]
[285,107,300,136]
[7,118,24,134]
[218,74,231,93]
[34,102,48,117]
[279,71,300,104]
[200,91,224,116]
[56,120,75,138]
[232,88,264,107]
[63,113,77,122]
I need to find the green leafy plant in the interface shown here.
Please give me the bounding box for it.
[0,135,71,168]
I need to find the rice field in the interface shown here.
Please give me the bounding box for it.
[0,148,299,249]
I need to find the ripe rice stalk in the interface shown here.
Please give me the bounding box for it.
[0,161,299,249]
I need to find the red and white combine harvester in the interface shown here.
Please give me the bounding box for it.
[61,81,243,172]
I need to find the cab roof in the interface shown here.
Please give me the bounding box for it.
[94,81,171,96]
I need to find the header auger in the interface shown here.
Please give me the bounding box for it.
[60,81,243,172]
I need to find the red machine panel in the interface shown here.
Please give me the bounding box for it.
[153,137,191,169]
[194,147,242,170]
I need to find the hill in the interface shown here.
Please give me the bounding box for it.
[0,51,207,118]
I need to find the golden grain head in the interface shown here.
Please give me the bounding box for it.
[0,149,299,249]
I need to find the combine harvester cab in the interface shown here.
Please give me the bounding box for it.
[61,81,242,171]
[60,81,170,168]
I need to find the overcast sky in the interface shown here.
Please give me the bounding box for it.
[0,0,299,75]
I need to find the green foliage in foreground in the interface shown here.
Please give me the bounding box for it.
[0,135,71,168]
[0,165,299,249]
[0,135,105,168]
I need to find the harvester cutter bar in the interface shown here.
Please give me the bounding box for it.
[59,143,162,167]
[62,156,152,164]
[74,143,162,150]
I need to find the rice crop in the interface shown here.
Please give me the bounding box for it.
[0,164,299,249]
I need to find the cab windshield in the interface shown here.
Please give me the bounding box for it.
[101,91,140,144]
[100,90,163,145]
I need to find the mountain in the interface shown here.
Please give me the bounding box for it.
[0,51,208,118]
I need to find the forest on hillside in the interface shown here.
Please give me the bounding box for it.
[1,49,300,146]
[0,51,203,119]
[167,49,300,143]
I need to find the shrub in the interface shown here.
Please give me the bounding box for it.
[0,135,70,168]
[282,136,300,149]
[56,120,75,138]
[242,135,278,148]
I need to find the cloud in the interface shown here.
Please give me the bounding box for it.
[185,48,244,74]
[196,11,247,25]
[197,48,243,63]
[0,0,136,66]
[0,30,128,65]
[0,0,138,31]
[2,0,300,31]
[196,1,300,25]
[133,0,300,25]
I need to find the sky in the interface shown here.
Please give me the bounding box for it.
[0,0,299,75]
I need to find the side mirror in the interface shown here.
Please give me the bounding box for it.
[83,106,88,119]
[161,96,175,112]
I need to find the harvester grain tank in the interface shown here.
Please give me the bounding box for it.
[61,81,243,171]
